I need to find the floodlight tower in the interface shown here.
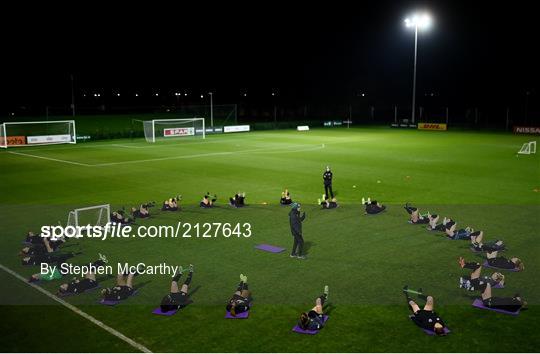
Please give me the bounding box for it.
[404,12,432,124]
[207,92,214,127]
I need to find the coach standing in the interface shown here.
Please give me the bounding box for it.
[323,166,334,199]
[289,203,306,259]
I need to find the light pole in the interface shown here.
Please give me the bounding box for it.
[70,74,76,117]
[404,13,431,124]
[208,92,214,127]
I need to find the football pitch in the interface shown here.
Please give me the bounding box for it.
[0,127,539,352]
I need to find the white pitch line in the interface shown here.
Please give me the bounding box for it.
[93,144,317,167]
[0,263,152,353]
[7,151,92,166]
[7,143,322,167]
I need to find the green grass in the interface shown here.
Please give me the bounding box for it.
[0,127,539,352]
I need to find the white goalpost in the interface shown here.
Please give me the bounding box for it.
[0,120,76,148]
[141,118,205,143]
[518,141,537,155]
[67,204,111,229]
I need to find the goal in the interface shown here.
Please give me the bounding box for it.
[142,118,205,143]
[518,141,537,155]
[0,120,76,148]
[67,204,111,229]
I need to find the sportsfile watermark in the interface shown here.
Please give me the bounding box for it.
[40,222,252,241]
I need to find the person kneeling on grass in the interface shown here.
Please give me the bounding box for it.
[226,274,251,316]
[280,189,293,205]
[319,197,338,209]
[480,282,527,313]
[404,286,446,336]
[160,264,194,312]
[229,192,246,207]
[54,254,108,295]
[486,250,524,271]
[200,193,217,208]
[362,198,386,215]
[101,272,137,302]
[298,286,329,331]
[458,256,505,291]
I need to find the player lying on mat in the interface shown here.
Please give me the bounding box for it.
[298,285,329,331]
[132,201,154,218]
[200,193,217,208]
[486,250,524,271]
[229,192,246,207]
[280,189,293,205]
[54,254,109,294]
[404,204,433,224]
[363,198,386,214]
[162,196,181,211]
[22,250,79,266]
[480,282,527,312]
[458,257,505,291]
[319,197,338,209]
[404,203,440,225]
[20,235,65,256]
[470,232,506,252]
[226,274,251,316]
[101,272,137,302]
[404,286,446,336]
[111,209,133,224]
[24,231,46,245]
[160,264,194,312]
[427,216,457,231]
[443,220,480,240]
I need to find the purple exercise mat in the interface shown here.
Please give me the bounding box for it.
[255,244,285,253]
[99,289,139,306]
[483,261,519,272]
[292,315,329,335]
[152,307,178,316]
[409,315,450,335]
[472,298,520,316]
[225,309,250,319]
[58,285,101,298]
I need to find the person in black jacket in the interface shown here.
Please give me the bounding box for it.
[323,166,334,199]
[289,203,306,259]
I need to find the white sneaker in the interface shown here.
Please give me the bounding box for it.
[362,198,366,204]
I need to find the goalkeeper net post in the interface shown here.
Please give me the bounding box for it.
[67,204,111,231]
[518,141,537,155]
[0,120,76,148]
[142,118,205,143]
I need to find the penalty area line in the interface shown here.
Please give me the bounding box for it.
[7,151,92,167]
[0,263,152,353]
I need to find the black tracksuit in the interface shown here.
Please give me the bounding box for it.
[289,208,306,256]
[323,170,333,198]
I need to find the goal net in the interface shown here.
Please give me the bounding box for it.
[67,204,111,229]
[0,120,76,148]
[142,118,205,143]
[518,141,537,155]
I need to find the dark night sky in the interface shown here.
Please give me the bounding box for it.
[2,1,539,113]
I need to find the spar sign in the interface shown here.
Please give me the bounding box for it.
[163,127,195,137]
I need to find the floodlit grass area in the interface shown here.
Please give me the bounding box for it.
[0,127,539,352]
